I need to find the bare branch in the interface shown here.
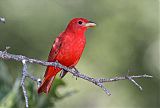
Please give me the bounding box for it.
[0,50,152,108]
[20,59,41,107]
[97,74,152,83]
[21,60,29,108]
[127,77,143,91]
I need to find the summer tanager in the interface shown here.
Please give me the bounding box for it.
[38,18,96,94]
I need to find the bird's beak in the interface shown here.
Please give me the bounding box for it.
[85,21,96,27]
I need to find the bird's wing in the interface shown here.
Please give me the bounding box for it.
[47,32,64,62]
[43,33,64,78]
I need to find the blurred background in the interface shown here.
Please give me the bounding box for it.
[0,0,159,108]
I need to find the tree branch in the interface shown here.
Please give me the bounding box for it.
[0,49,152,108]
[21,60,29,108]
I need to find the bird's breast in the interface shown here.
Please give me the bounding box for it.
[56,35,86,66]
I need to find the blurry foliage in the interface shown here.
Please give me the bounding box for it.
[0,61,65,108]
[0,0,159,108]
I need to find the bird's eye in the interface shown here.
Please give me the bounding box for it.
[78,21,83,25]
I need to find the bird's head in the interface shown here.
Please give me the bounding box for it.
[65,18,96,34]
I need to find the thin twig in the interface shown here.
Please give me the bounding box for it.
[21,60,29,108]
[127,77,143,90]
[21,60,41,107]
[0,50,152,108]
[98,74,152,83]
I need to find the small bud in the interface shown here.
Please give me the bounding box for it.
[0,17,6,23]
[22,60,26,64]
[37,78,42,87]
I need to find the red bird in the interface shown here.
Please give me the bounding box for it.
[38,18,96,94]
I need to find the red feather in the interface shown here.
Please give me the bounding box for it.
[38,18,96,94]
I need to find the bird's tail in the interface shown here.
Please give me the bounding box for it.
[38,66,60,94]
